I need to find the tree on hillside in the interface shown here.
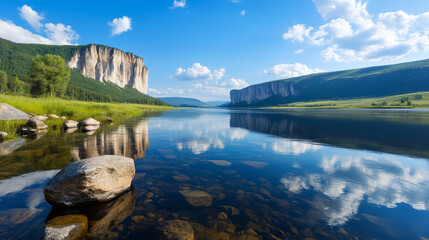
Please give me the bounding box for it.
[30,54,70,97]
[8,76,24,94]
[0,70,7,93]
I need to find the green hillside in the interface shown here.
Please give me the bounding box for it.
[230,58,429,107]
[0,37,167,105]
[276,91,429,108]
[159,97,209,107]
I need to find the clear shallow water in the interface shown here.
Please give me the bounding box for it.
[1,108,429,239]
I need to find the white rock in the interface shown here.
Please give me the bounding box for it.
[63,120,79,129]
[81,118,101,127]
[0,131,7,140]
[25,119,48,130]
[44,155,135,206]
[48,114,60,119]
[33,116,49,121]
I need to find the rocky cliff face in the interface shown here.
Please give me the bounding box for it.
[68,44,148,94]
[230,81,297,105]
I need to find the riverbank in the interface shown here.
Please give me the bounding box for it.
[0,94,172,140]
[270,91,429,109]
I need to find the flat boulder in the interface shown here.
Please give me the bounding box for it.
[44,155,135,206]
[63,120,79,129]
[0,103,30,120]
[81,118,101,127]
[25,119,48,130]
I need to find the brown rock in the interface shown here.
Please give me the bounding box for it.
[159,220,194,240]
[43,214,88,240]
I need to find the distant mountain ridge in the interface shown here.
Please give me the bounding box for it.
[230,59,429,107]
[160,97,229,107]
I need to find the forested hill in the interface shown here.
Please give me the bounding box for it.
[230,58,429,107]
[0,37,167,105]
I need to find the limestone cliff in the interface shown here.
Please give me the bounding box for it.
[68,44,148,94]
[230,81,297,105]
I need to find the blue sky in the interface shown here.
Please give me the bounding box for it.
[1,0,429,101]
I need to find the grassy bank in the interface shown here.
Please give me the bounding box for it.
[274,92,429,109]
[0,94,172,140]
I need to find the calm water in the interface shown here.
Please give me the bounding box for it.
[1,108,429,239]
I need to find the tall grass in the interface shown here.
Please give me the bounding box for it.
[0,94,171,140]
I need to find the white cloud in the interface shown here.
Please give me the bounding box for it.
[171,0,186,9]
[271,139,321,155]
[108,16,132,36]
[264,63,325,78]
[0,6,78,46]
[240,10,246,16]
[18,5,44,30]
[0,19,52,44]
[174,63,225,81]
[283,0,429,62]
[44,23,79,45]
[150,63,248,100]
[231,0,242,3]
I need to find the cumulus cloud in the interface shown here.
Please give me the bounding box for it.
[0,6,78,45]
[108,16,132,36]
[0,19,52,44]
[264,63,325,78]
[18,5,44,30]
[283,0,429,62]
[170,0,186,9]
[44,23,79,45]
[175,63,225,81]
[150,63,248,100]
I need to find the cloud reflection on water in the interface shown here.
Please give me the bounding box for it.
[281,153,429,226]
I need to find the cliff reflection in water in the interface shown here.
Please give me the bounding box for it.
[230,109,429,158]
[71,119,149,161]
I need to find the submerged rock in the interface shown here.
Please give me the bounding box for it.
[0,103,30,120]
[44,155,135,206]
[43,214,88,240]
[179,190,213,207]
[207,160,232,167]
[159,220,194,240]
[25,119,48,130]
[81,118,101,127]
[63,120,79,129]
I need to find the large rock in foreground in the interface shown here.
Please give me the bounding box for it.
[44,155,135,206]
[43,214,88,240]
[0,103,30,120]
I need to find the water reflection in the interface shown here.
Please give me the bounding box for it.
[71,119,149,160]
[230,109,429,158]
[46,186,135,239]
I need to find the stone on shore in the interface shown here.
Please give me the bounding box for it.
[43,214,88,240]
[81,118,101,127]
[0,103,30,120]
[48,114,60,119]
[25,119,48,130]
[105,117,113,123]
[179,190,213,207]
[159,220,194,240]
[60,116,67,119]
[0,131,7,141]
[33,116,49,121]
[44,155,135,206]
[63,120,79,129]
